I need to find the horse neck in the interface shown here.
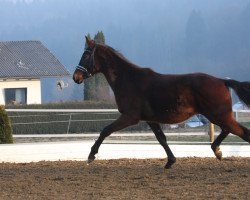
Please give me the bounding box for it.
[99,48,139,90]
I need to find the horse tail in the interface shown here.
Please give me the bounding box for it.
[224,79,250,107]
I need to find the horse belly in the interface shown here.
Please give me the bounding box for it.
[142,81,197,123]
[141,101,196,124]
[161,107,196,124]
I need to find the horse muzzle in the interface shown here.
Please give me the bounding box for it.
[73,74,83,84]
[73,65,92,84]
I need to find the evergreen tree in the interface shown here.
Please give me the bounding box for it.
[83,33,96,100]
[94,31,110,101]
[94,31,105,44]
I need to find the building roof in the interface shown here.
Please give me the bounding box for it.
[0,41,70,79]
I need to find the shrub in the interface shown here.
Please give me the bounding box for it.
[0,106,13,143]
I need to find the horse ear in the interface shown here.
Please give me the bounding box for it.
[85,36,95,48]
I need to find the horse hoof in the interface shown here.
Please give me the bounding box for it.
[165,163,172,169]
[87,155,96,164]
[212,146,222,160]
[215,151,222,160]
[165,158,176,169]
[214,148,222,160]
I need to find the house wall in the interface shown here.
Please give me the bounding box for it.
[0,79,41,105]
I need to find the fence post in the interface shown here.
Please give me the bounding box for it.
[235,111,238,121]
[209,123,214,142]
[67,113,72,134]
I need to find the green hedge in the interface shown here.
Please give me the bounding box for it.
[0,106,13,143]
[7,101,149,134]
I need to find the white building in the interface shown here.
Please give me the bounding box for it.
[0,41,70,105]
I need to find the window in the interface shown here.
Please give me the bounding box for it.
[5,88,27,105]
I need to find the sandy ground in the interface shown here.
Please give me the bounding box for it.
[0,157,249,200]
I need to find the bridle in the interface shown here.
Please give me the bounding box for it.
[75,46,96,78]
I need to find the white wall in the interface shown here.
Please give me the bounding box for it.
[0,79,41,105]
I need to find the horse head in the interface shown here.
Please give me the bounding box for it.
[73,36,99,84]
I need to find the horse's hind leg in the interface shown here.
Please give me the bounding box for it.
[211,130,229,160]
[238,124,250,143]
[211,114,250,160]
[221,117,250,143]
[147,122,176,169]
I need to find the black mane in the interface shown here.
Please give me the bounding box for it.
[99,44,141,69]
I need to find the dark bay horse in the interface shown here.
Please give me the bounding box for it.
[73,37,250,168]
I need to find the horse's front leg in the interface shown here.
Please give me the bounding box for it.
[87,114,139,164]
[147,122,176,169]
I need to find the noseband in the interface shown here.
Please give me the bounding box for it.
[75,47,95,78]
